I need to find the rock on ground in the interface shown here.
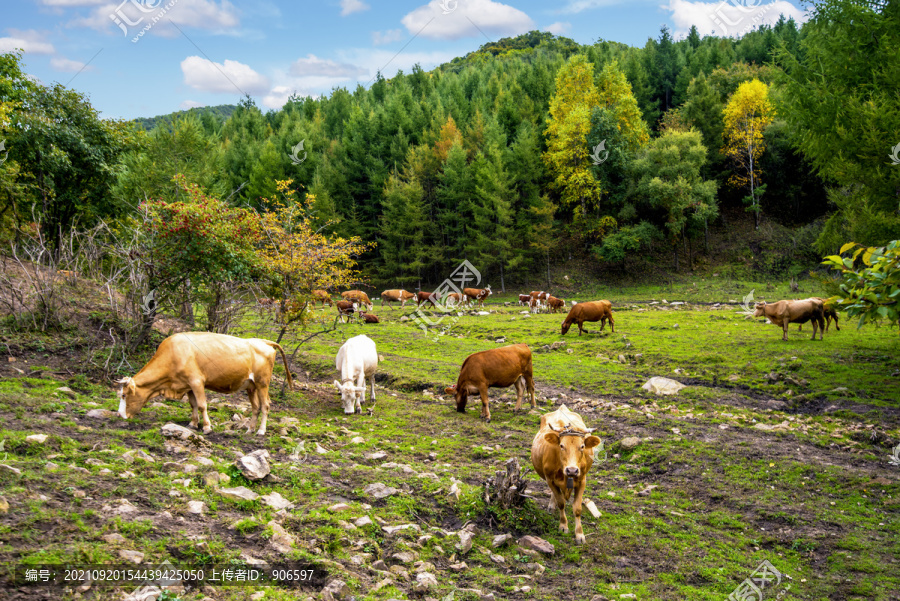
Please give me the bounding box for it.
[236,450,271,480]
[518,535,555,555]
[642,377,686,395]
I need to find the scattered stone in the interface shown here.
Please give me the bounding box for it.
[118,549,144,564]
[187,501,206,515]
[489,553,506,564]
[365,451,387,460]
[328,503,352,513]
[619,437,641,451]
[354,516,372,528]
[765,400,788,411]
[161,423,206,442]
[0,497,9,514]
[392,551,417,564]
[315,443,329,454]
[449,562,467,571]
[0,464,22,476]
[371,560,388,572]
[268,521,294,554]
[119,471,136,479]
[219,486,259,502]
[203,472,230,488]
[618,354,627,363]
[549,341,566,351]
[727,374,740,382]
[85,409,118,419]
[753,423,775,432]
[456,530,474,554]
[102,533,126,544]
[363,482,398,499]
[382,524,421,537]
[492,533,513,548]
[641,377,686,395]
[26,434,48,444]
[236,450,271,480]
[349,436,365,444]
[321,579,350,599]
[261,492,294,511]
[45,462,60,471]
[415,572,438,590]
[518,535,555,555]
[195,457,214,467]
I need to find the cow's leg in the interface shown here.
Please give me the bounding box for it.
[478,385,491,422]
[245,387,260,434]
[578,321,586,335]
[369,373,377,404]
[608,314,615,333]
[186,391,200,430]
[253,385,270,435]
[782,320,789,341]
[547,481,569,533]
[188,382,212,434]
[572,479,587,545]
[513,376,525,411]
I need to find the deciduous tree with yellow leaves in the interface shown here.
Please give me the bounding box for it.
[258,180,373,343]
[543,55,602,222]
[722,79,775,229]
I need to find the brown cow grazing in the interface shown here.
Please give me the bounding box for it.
[531,405,601,545]
[518,294,531,306]
[336,300,358,323]
[117,332,292,436]
[257,298,274,308]
[416,291,439,308]
[341,290,373,311]
[444,343,535,422]
[311,290,333,306]
[446,292,463,307]
[798,297,840,333]
[463,285,492,307]
[547,296,565,313]
[530,290,550,301]
[529,296,544,314]
[754,299,825,341]
[561,300,615,335]
[381,289,415,309]
[358,311,380,324]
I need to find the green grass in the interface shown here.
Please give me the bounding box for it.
[0,278,898,599]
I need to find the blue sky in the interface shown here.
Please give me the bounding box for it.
[2,0,807,120]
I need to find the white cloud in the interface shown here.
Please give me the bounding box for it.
[180,56,269,94]
[50,56,89,71]
[0,30,55,54]
[340,0,369,16]
[558,0,630,13]
[544,21,571,35]
[73,0,239,37]
[666,0,808,38]
[401,0,534,41]
[40,0,106,5]
[290,54,368,78]
[261,85,319,110]
[372,28,404,45]
[179,99,206,109]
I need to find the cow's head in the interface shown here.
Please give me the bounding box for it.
[444,384,467,412]
[334,380,364,414]
[116,376,142,419]
[544,424,601,479]
[561,320,571,335]
[753,302,767,318]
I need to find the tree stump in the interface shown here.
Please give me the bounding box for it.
[484,457,528,509]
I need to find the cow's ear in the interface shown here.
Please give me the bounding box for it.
[584,435,602,449]
[333,380,342,391]
[444,387,456,395]
[354,386,366,393]
[544,432,560,445]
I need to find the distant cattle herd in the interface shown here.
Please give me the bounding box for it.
[120,287,840,545]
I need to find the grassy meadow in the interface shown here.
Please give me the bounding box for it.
[0,279,898,600]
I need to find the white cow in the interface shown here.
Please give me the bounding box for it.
[333,334,378,414]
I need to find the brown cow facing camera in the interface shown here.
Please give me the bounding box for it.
[531,405,601,545]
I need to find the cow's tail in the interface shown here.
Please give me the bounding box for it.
[269,342,294,390]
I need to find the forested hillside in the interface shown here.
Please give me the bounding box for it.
[132,104,237,132]
[0,0,897,298]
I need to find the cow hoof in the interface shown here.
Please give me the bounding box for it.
[202,427,212,434]
[559,525,569,533]
[575,535,585,545]
[255,430,266,436]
